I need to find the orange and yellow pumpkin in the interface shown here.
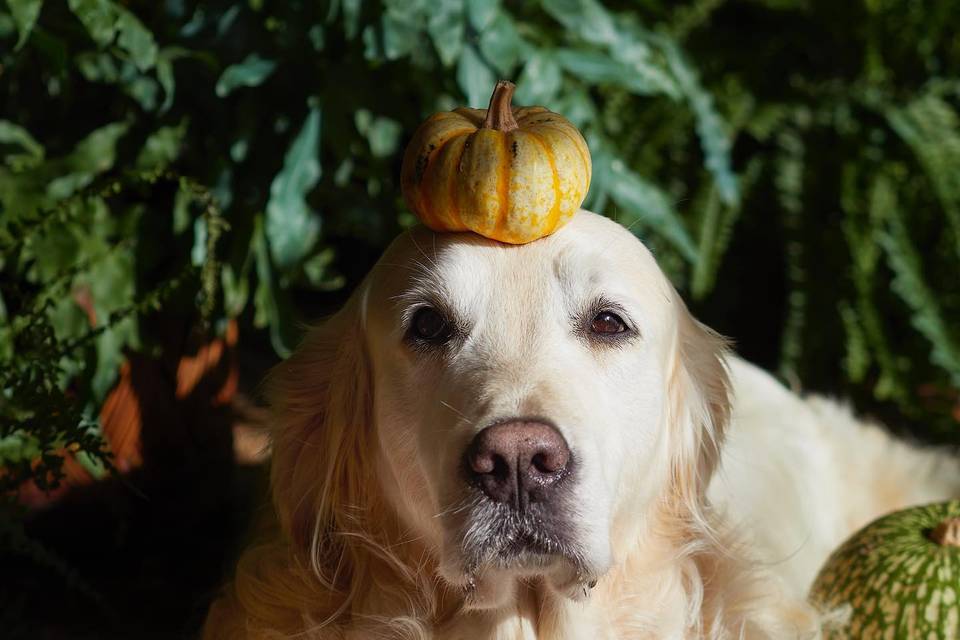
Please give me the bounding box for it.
[401,80,591,244]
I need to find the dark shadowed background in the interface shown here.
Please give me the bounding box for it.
[2,0,959,637]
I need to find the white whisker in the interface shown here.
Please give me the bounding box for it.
[439,400,473,424]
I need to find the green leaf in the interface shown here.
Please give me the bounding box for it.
[839,300,870,383]
[7,0,42,49]
[368,119,402,158]
[75,445,108,480]
[0,431,42,465]
[613,53,678,100]
[690,157,758,299]
[191,216,207,266]
[67,1,157,70]
[553,49,624,82]
[135,120,187,172]
[154,46,189,114]
[540,0,618,47]
[114,7,158,71]
[478,12,525,76]
[47,286,88,343]
[691,187,724,299]
[774,130,806,378]
[593,147,698,263]
[156,53,175,113]
[216,4,240,36]
[381,12,421,60]
[221,262,251,318]
[125,75,159,110]
[361,23,382,60]
[554,49,666,95]
[215,53,277,97]
[252,215,296,357]
[309,24,325,51]
[383,0,429,22]
[886,93,960,259]
[0,120,45,170]
[544,7,681,101]
[82,246,139,400]
[466,0,498,30]
[659,37,738,205]
[355,110,402,158]
[427,0,464,67]
[230,138,249,163]
[341,0,362,39]
[92,317,132,400]
[45,122,129,201]
[839,165,904,401]
[172,182,192,234]
[0,121,132,216]
[550,88,595,129]
[302,247,344,290]
[456,44,496,108]
[67,0,117,47]
[265,106,322,270]
[0,12,15,40]
[877,174,960,386]
[75,51,119,83]
[513,51,562,105]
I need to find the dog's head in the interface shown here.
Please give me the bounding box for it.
[268,211,730,610]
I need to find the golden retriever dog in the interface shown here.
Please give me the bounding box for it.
[204,211,960,639]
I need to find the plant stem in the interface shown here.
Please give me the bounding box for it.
[482,80,519,132]
[930,517,960,547]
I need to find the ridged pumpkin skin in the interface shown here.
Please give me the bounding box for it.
[401,82,591,244]
[810,501,960,639]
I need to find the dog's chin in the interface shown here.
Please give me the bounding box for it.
[438,524,603,611]
[439,551,602,611]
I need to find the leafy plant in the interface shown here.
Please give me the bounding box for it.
[1,0,959,533]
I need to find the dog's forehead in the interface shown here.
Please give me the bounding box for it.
[373,211,666,301]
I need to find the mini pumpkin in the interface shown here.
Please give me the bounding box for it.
[401,80,591,244]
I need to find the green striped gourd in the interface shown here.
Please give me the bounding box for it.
[810,501,960,639]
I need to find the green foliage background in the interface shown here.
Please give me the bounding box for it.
[2,0,960,505]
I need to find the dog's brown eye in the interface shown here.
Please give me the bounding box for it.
[411,307,453,342]
[591,311,627,335]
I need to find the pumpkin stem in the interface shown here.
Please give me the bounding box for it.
[482,80,519,132]
[930,517,960,547]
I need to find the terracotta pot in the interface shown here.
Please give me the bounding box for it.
[17,319,240,509]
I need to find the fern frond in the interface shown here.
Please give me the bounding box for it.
[876,174,960,386]
[775,128,807,381]
[839,300,870,383]
[886,93,960,259]
[691,158,761,299]
[840,163,907,401]
[670,0,728,41]
[657,35,739,206]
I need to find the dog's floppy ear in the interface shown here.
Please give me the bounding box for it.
[204,300,375,638]
[666,291,732,512]
[266,295,375,583]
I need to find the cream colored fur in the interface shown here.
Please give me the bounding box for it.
[203,211,960,639]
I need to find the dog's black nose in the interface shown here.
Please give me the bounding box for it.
[465,420,571,509]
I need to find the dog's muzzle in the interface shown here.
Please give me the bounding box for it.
[457,419,582,564]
